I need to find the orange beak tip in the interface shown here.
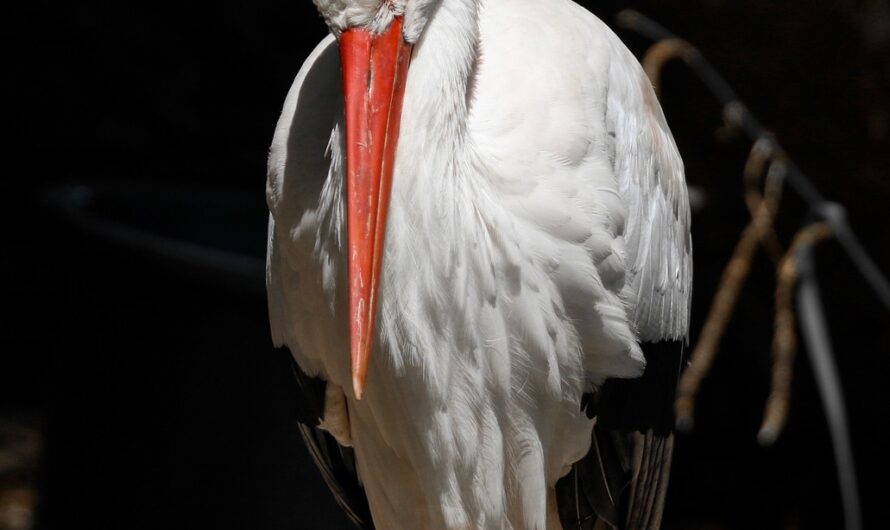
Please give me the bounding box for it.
[352,373,365,401]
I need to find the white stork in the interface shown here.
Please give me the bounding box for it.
[266,0,692,528]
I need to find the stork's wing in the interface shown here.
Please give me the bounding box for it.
[608,42,692,344]
[267,31,343,353]
[557,25,691,530]
[266,35,373,529]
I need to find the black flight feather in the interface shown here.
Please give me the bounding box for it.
[556,341,686,530]
[279,348,374,529]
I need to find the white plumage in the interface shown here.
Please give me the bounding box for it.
[266,0,691,528]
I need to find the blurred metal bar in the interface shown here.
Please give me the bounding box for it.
[797,242,862,530]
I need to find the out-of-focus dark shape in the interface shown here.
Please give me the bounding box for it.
[33,180,355,530]
[43,181,266,294]
[0,412,40,530]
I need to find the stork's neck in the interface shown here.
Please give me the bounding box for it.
[398,0,480,170]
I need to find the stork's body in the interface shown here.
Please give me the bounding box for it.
[267,0,691,528]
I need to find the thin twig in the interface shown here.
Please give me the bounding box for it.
[743,137,785,263]
[675,154,786,431]
[758,222,832,446]
[641,39,693,98]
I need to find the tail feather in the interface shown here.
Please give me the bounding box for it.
[625,430,673,529]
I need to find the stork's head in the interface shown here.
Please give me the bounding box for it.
[312,1,440,399]
[313,0,441,42]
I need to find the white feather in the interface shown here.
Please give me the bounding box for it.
[267,0,691,528]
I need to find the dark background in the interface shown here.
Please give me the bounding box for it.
[4,1,889,529]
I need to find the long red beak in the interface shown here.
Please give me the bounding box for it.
[340,18,412,400]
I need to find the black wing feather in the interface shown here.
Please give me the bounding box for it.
[279,348,374,529]
[556,341,685,530]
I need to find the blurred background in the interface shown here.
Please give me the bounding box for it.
[3,0,889,529]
